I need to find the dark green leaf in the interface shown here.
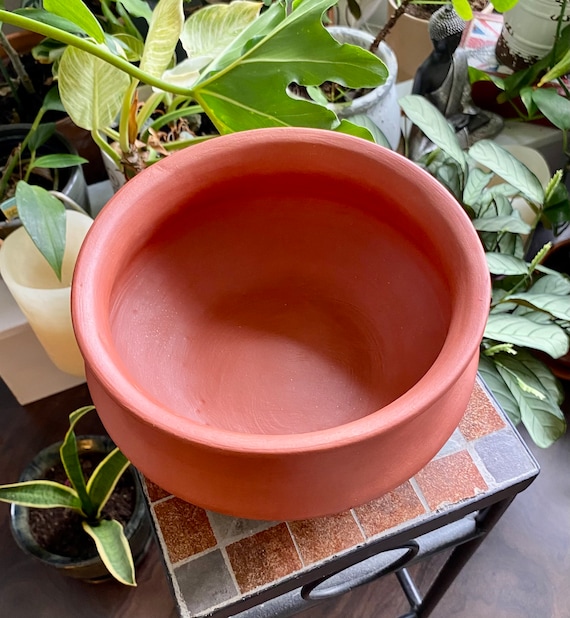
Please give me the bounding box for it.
[532,87,570,131]
[13,7,89,35]
[83,520,136,586]
[484,313,569,358]
[87,448,130,518]
[32,154,87,170]
[0,480,81,510]
[15,182,66,280]
[28,122,56,153]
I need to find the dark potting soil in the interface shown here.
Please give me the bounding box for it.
[28,452,136,560]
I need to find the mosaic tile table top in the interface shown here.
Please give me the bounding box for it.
[141,378,539,618]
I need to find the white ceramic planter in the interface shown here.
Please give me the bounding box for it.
[496,0,570,70]
[0,210,93,377]
[328,26,401,150]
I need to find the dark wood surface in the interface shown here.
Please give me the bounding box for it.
[0,377,568,617]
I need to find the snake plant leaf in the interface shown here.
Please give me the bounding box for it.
[473,215,531,234]
[15,182,66,281]
[139,0,184,78]
[468,140,544,205]
[191,0,387,134]
[60,406,96,514]
[399,95,466,170]
[478,354,521,424]
[87,448,130,519]
[83,519,136,586]
[180,1,262,63]
[0,480,82,510]
[531,87,570,131]
[44,0,104,43]
[58,46,131,131]
[493,351,566,447]
[485,252,529,276]
[504,293,570,322]
[484,313,569,358]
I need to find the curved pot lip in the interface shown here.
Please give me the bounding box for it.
[72,127,489,454]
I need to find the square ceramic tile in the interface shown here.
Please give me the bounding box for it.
[288,511,364,564]
[414,450,488,510]
[226,524,302,593]
[153,497,217,564]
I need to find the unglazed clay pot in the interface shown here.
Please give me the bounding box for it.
[72,128,489,521]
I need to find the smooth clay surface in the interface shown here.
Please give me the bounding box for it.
[110,181,450,435]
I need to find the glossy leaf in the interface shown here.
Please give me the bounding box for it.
[58,46,131,131]
[32,154,87,170]
[192,0,387,134]
[83,520,136,586]
[44,0,104,43]
[468,140,544,204]
[181,1,262,62]
[532,87,570,131]
[473,215,531,234]
[342,114,390,147]
[0,481,81,510]
[484,313,569,358]
[478,354,521,424]
[15,182,66,280]
[493,352,566,447]
[400,95,466,170]
[87,448,130,518]
[486,252,528,276]
[140,0,184,78]
[505,293,570,322]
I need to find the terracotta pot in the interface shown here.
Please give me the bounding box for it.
[72,127,489,520]
[10,436,151,582]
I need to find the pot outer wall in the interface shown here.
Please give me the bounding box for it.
[327,26,401,150]
[0,125,91,239]
[9,436,151,582]
[496,0,570,71]
[72,128,490,521]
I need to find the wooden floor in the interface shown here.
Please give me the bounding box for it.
[0,377,568,618]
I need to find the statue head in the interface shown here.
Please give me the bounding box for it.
[429,6,466,55]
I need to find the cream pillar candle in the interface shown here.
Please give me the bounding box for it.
[0,210,93,377]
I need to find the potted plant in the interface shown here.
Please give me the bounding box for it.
[400,93,570,447]
[0,0,388,184]
[0,405,151,585]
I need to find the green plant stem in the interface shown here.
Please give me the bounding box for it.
[136,91,165,135]
[0,104,46,200]
[119,79,139,155]
[147,104,203,133]
[0,27,35,94]
[91,128,121,166]
[0,10,192,97]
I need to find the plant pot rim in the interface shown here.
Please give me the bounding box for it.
[72,127,489,455]
[9,436,146,571]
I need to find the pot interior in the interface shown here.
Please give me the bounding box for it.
[108,171,451,435]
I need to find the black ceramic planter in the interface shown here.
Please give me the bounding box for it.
[9,436,152,582]
[0,124,91,239]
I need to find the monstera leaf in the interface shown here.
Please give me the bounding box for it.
[191,0,388,134]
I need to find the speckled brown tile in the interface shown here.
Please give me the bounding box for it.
[226,523,302,593]
[415,450,488,510]
[288,511,364,565]
[153,497,217,564]
[459,381,506,441]
[354,481,427,537]
[144,477,171,502]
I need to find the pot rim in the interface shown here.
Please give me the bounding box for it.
[72,127,489,454]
